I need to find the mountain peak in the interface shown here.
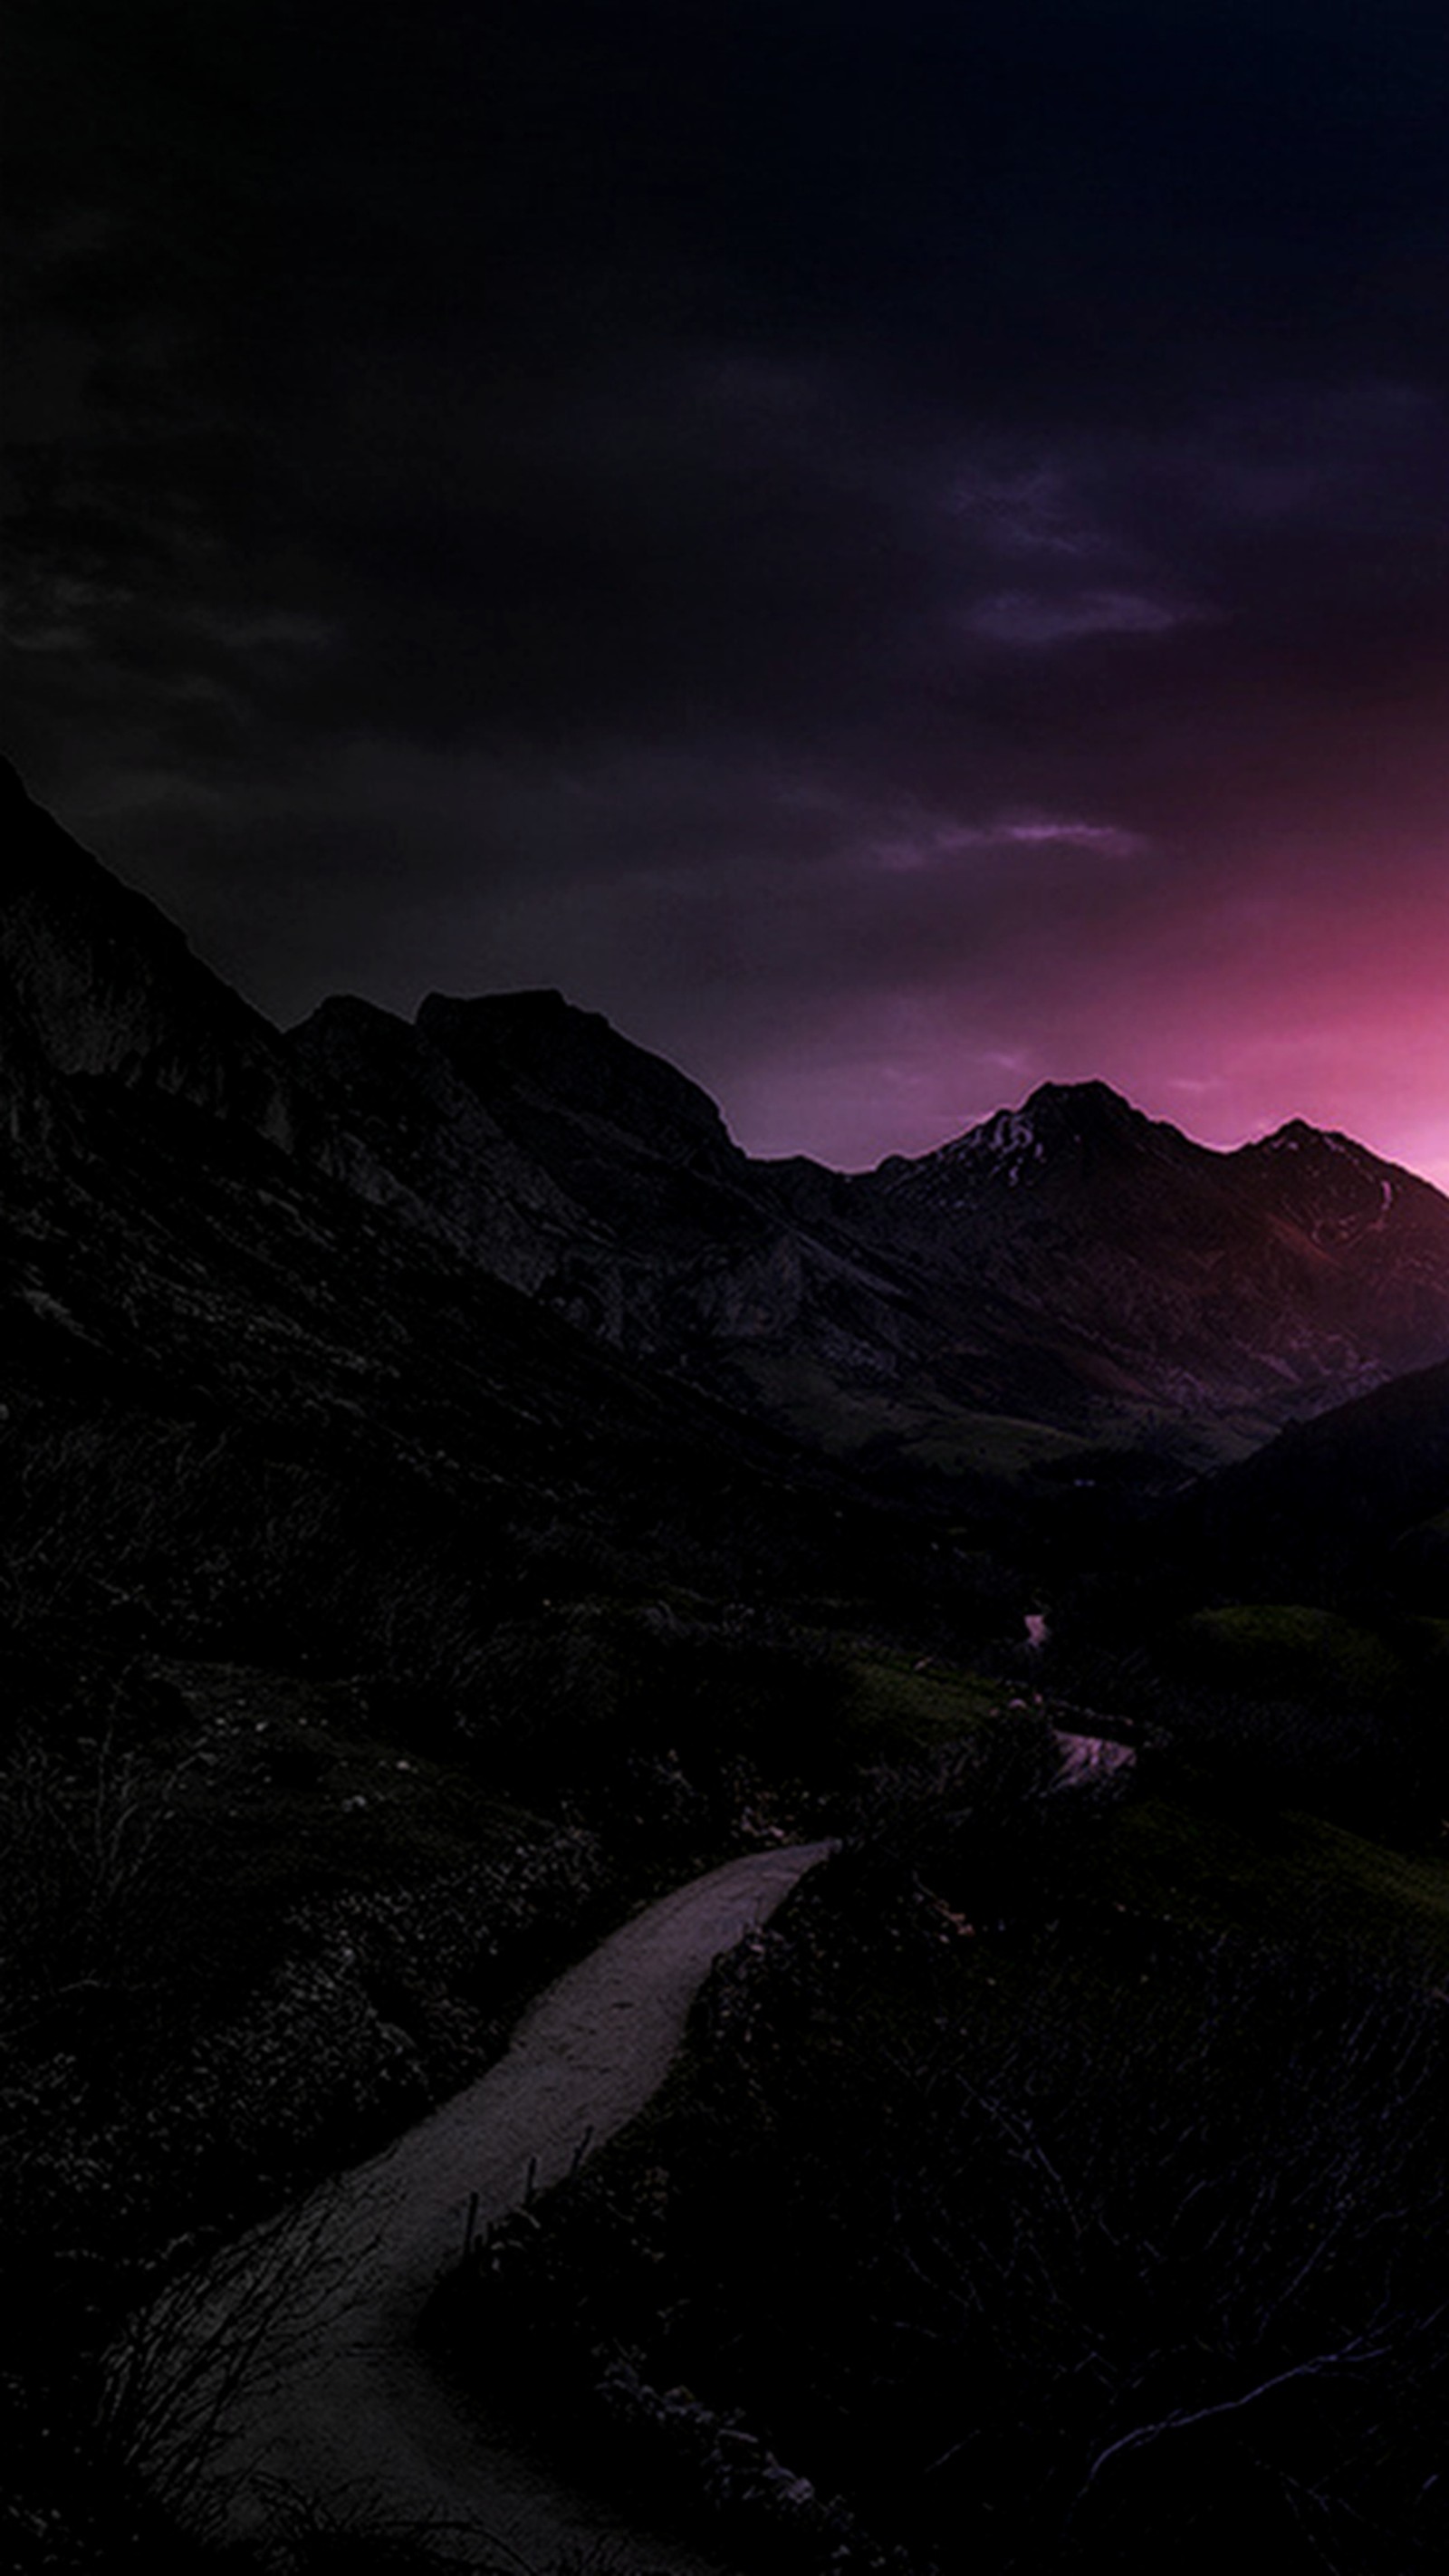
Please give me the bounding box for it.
[1020,1077,1137,1119]
[1231,1118,1439,1240]
[1015,1078,1150,1140]
[416,989,736,1166]
[1254,1117,1361,1158]
[878,1076,1159,1193]
[1241,1119,1411,1192]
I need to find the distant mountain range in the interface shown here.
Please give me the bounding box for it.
[6,752,1449,1527]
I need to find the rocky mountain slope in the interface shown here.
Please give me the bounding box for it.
[289,981,1449,1475]
[854,1079,1449,1450]
[6,756,1449,1499]
[0,760,947,1686]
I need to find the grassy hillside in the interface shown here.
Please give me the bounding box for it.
[435,1738,1449,2575]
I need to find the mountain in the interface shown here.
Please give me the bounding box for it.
[849,1077,1449,1455]
[0,755,314,1150]
[6,758,1449,1505]
[288,1007,1449,1475]
[1155,1346,1449,1610]
[0,764,958,1684]
[289,985,831,1344]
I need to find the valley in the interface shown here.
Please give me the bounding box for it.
[2,761,1447,2572]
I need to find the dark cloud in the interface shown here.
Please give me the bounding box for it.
[9,3,1449,1171]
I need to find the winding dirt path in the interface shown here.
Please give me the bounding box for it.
[127,1841,831,2572]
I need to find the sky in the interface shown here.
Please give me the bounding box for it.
[8,3,1449,1177]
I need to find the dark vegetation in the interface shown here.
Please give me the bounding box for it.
[0,1306,974,2569]
[434,1734,1449,2575]
[7,1223,1449,2576]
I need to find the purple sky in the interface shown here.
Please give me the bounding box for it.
[9,5,1449,1178]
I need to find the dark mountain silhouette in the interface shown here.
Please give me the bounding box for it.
[1158,1348,1449,1609]
[0,756,312,1149]
[855,1076,1449,1454]
[0,762,952,1677]
[290,998,1449,1475]
[5,756,1449,1509]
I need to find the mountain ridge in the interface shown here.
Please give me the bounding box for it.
[7,759,1449,1478]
